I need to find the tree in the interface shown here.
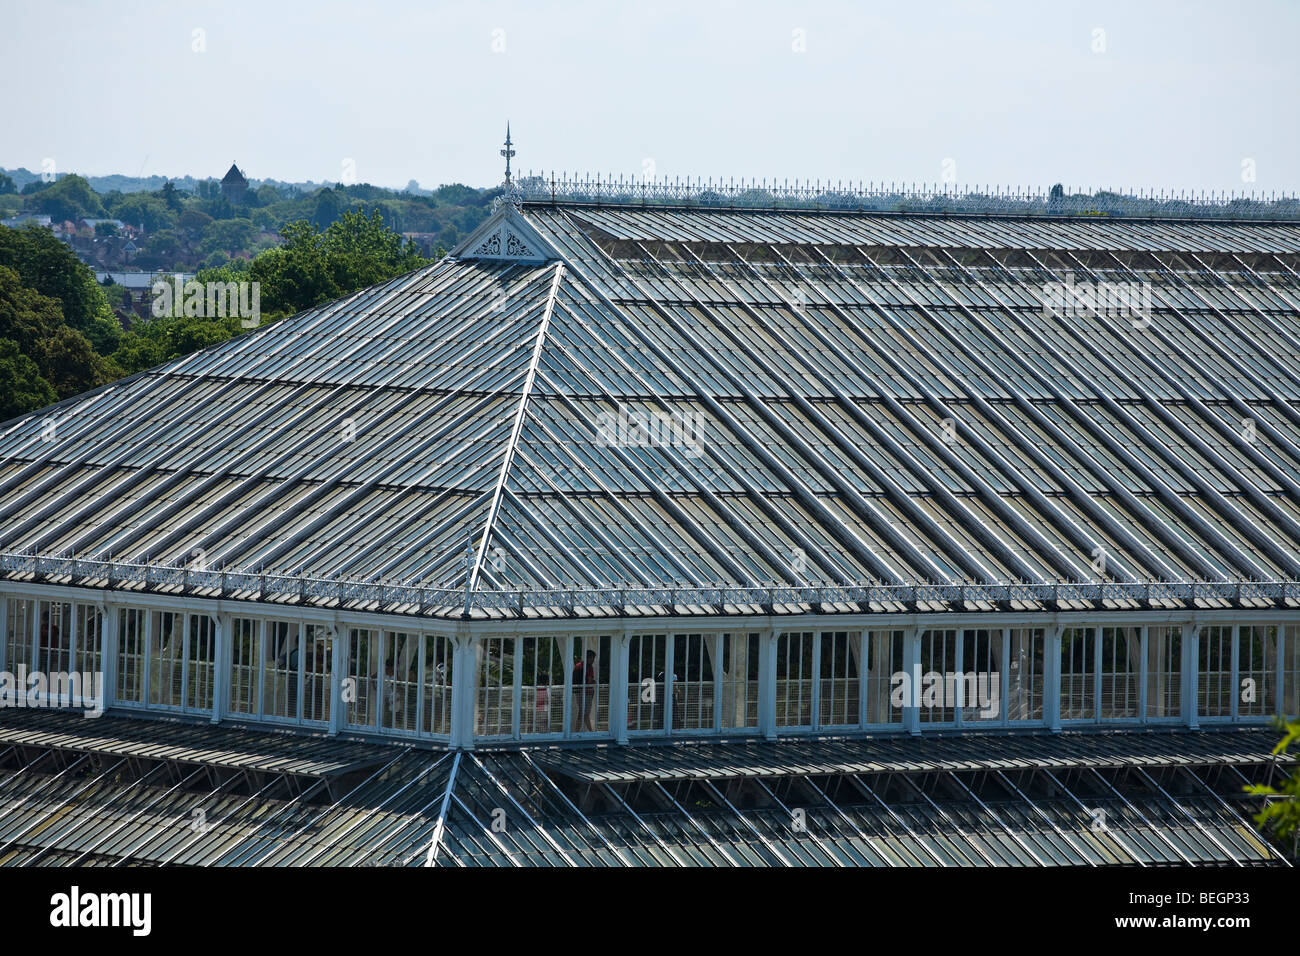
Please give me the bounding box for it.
[198,218,256,257]
[1246,719,1300,856]
[0,223,118,347]
[0,338,56,419]
[254,184,281,206]
[178,208,215,237]
[195,209,430,321]
[0,265,116,402]
[0,173,15,196]
[319,208,427,291]
[160,180,183,213]
[312,187,345,228]
[40,325,117,398]
[110,193,176,234]
[24,174,105,222]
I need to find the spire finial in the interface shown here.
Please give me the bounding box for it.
[500,122,516,185]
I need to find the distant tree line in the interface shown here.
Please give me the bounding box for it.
[0,172,494,273]
[0,197,456,418]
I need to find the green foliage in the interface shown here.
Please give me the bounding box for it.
[0,265,116,401]
[199,209,430,319]
[0,223,117,335]
[1246,718,1300,853]
[319,208,429,291]
[0,174,467,417]
[0,173,15,196]
[160,181,183,213]
[197,218,255,257]
[24,174,104,222]
[0,338,56,418]
[177,208,214,235]
[108,192,176,234]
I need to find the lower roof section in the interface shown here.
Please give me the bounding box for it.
[530,727,1288,784]
[0,709,1291,867]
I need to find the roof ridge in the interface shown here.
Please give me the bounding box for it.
[511,175,1300,223]
[465,261,566,598]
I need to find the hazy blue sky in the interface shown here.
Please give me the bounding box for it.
[3,0,1296,193]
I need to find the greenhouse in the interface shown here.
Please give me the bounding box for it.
[0,168,1298,864]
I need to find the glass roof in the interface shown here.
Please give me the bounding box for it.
[2,202,1300,612]
[0,710,1286,867]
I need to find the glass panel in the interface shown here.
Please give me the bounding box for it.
[477,636,514,737]
[775,631,814,727]
[1099,626,1139,720]
[818,631,859,728]
[74,603,102,679]
[148,611,183,708]
[346,627,379,727]
[303,624,332,724]
[673,634,713,732]
[572,635,611,735]
[229,617,260,715]
[1145,625,1181,719]
[961,629,1001,724]
[627,634,667,733]
[865,629,903,725]
[186,614,215,712]
[421,634,453,736]
[918,629,958,724]
[5,598,33,670]
[1060,627,1097,720]
[719,632,760,729]
[263,620,300,720]
[1283,626,1300,717]
[37,601,72,675]
[381,630,419,732]
[1198,625,1232,718]
[518,636,555,736]
[1007,628,1044,722]
[1237,625,1276,720]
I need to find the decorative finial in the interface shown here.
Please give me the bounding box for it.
[493,122,523,213]
[500,123,515,185]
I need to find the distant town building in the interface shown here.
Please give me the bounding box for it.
[78,217,128,236]
[0,213,52,229]
[220,162,249,203]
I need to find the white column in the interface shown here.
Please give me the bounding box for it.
[1182,623,1198,730]
[1046,625,1063,732]
[0,594,8,675]
[611,633,629,745]
[449,629,478,750]
[904,627,921,735]
[810,631,823,730]
[210,613,227,724]
[1230,624,1241,721]
[329,623,346,735]
[100,601,117,713]
[758,628,777,740]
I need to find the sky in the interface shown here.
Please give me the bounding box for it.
[2,0,1297,194]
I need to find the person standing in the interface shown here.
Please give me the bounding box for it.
[571,649,598,732]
